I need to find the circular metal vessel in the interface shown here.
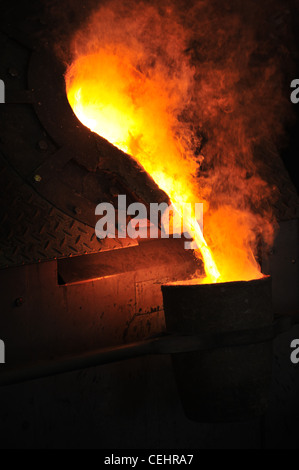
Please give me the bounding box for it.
[162,276,273,423]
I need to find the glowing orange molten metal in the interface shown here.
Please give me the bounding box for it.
[66,49,264,284]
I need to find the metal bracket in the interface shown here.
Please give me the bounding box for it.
[1,313,298,387]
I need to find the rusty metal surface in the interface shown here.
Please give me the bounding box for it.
[57,238,196,285]
[162,277,274,422]
[162,277,273,334]
[0,152,137,268]
[0,238,199,371]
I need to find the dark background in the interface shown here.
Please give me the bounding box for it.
[0,0,298,450]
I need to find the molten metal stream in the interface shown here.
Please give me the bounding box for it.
[66,52,221,283]
[65,49,265,284]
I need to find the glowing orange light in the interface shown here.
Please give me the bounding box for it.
[66,48,265,284]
